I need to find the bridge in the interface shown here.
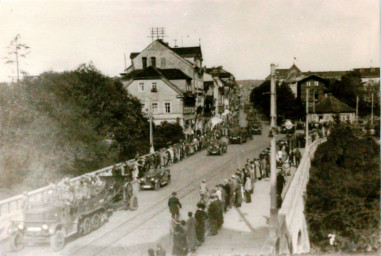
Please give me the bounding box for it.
[275,137,327,255]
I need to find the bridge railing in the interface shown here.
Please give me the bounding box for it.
[0,141,201,228]
[276,137,327,255]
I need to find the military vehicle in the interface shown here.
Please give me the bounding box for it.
[229,127,249,144]
[139,168,171,191]
[207,137,228,156]
[8,174,138,252]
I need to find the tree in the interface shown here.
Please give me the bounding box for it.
[328,71,380,117]
[250,80,305,123]
[153,121,185,149]
[305,123,380,252]
[3,34,30,83]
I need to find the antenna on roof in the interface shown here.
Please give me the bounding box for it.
[148,27,167,42]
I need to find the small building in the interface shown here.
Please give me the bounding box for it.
[353,67,380,86]
[309,94,355,123]
[297,75,329,106]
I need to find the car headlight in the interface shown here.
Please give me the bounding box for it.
[42,224,48,230]
[18,224,24,230]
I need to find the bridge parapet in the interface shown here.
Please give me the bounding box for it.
[276,138,327,255]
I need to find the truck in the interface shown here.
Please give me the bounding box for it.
[7,174,139,252]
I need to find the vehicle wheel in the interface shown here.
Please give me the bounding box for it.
[91,213,102,230]
[82,217,92,234]
[50,229,65,252]
[129,195,138,211]
[9,232,24,251]
[154,181,160,191]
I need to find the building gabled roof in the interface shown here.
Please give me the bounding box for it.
[129,39,202,60]
[172,46,202,58]
[302,70,347,79]
[315,94,355,114]
[297,74,329,84]
[122,66,192,81]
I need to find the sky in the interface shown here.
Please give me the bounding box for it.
[0,0,379,82]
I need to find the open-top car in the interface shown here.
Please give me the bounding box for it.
[139,168,171,191]
[207,137,228,156]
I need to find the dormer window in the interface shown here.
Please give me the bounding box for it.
[151,57,156,68]
[142,57,147,69]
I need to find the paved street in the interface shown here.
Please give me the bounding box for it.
[5,123,274,256]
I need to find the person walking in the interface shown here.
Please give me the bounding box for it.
[244,175,252,203]
[276,170,286,208]
[199,179,208,204]
[186,212,198,252]
[168,192,182,219]
[195,203,208,243]
[294,148,302,167]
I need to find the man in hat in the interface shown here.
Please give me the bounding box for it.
[207,195,219,235]
[168,192,182,219]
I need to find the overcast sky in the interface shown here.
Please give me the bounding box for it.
[0,0,379,82]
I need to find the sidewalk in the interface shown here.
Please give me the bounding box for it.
[195,160,302,256]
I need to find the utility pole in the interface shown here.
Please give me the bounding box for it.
[269,63,278,235]
[148,98,155,154]
[306,88,309,147]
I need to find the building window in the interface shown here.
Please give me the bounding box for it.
[151,82,157,92]
[164,102,171,113]
[151,57,156,67]
[142,57,147,69]
[314,81,319,86]
[186,81,192,92]
[152,103,158,113]
[307,81,311,87]
[139,82,144,92]
[161,58,166,68]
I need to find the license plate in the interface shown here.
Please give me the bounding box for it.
[142,185,152,188]
[27,227,41,232]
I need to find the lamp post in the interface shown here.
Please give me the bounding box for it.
[269,63,278,236]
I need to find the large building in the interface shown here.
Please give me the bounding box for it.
[121,39,203,129]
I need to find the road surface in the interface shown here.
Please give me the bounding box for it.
[6,121,273,256]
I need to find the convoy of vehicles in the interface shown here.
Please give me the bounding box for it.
[139,168,171,191]
[8,174,139,252]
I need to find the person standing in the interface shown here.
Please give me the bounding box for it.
[172,220,187,256]
[199,180,208,203]
[277,171,286,208]
[294,148,302,167]
[195,203,208,243]
[156,244,166,256]
[227,178,234,208]
[168,192,182,219]
[207,196,219,235]
[244,175,252,203]
[186,212,198,252]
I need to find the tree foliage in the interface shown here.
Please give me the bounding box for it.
[328,71,380,117]
[249,80,305,123]
[0,64,182,197]
[305,123,380,252]
[153,121,185,149]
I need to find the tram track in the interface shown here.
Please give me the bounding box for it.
[69,151,243,256]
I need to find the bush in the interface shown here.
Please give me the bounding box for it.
[305,123,380,253]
